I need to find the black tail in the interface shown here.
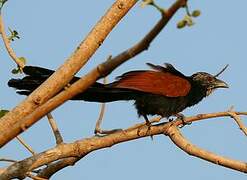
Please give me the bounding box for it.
[8,66,136,102]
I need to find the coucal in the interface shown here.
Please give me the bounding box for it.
[8,63,228,124]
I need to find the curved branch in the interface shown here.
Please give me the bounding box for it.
[1,111,247,179]
[164,125,247,173]
[0,15,25,68]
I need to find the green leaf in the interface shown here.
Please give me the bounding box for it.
[0,109,9,118]
[177,20,187,29]
[8,28,20,41]
[192,10,201,17]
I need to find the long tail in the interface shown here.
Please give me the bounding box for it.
[8,66,136,102]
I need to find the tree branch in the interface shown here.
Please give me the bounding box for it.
[15,136,36,155]
[227,111,247,136]
[1,111,247,179]
[0,0,137,147]
[98,0,188,78]
[164,124,247,173]
[0,0,187,148]
[0,15,25,68]
[47,113,63,144]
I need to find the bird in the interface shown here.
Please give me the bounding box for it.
[8,63,228,125]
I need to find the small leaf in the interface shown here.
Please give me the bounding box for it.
[192,10,201,17]
[0,109,9,118]
[177,20,187,29]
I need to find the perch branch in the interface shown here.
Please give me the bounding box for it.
[1,111,247,179]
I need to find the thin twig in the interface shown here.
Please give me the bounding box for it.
[15,136,35,155]
[47,113,63,144]
[0,159,17,163]
[94,77,122,135]
[0,15,25,68]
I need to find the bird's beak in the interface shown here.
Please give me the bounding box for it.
[213,79,229,89]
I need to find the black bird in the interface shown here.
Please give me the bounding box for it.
[8,63,228,123]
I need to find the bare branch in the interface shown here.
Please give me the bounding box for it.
[0,0,138,147]
[227,111,247,136]
[98,0,188,78]
[2,111,247,179]
[0,0,188,148]
[94,102,107,134]
[16,136,35,155]
[0,15,25,68]
[0,159,17,163]
[164,124,247,173]
[94,77,122,135]
[47,113,63,144]
[37,157,79,179]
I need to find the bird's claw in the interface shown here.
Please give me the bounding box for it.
[175,113,192,128]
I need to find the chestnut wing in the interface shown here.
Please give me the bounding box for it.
[112,71,191,97]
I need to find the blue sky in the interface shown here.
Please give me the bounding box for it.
[1,0,247,179]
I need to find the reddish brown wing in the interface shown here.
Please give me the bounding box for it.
[113,71,191,97]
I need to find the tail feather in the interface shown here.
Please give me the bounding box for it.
[8,66,137,102]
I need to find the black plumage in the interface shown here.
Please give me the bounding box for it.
[8,63,228,122]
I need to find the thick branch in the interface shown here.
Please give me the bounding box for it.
[1,111,247,179]
[0,0,137,147]
[99,0,188,78]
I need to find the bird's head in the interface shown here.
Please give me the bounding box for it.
[191,72,229,96]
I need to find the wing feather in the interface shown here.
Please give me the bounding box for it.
[112,71,191,97]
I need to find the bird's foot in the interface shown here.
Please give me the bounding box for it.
[175,113,191,128]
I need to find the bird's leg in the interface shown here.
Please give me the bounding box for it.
[175,113,192,128]
[144,114,151,127]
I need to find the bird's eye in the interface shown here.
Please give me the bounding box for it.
[206,76,213,81]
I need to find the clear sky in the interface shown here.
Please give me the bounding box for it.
[1,0,247,179]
